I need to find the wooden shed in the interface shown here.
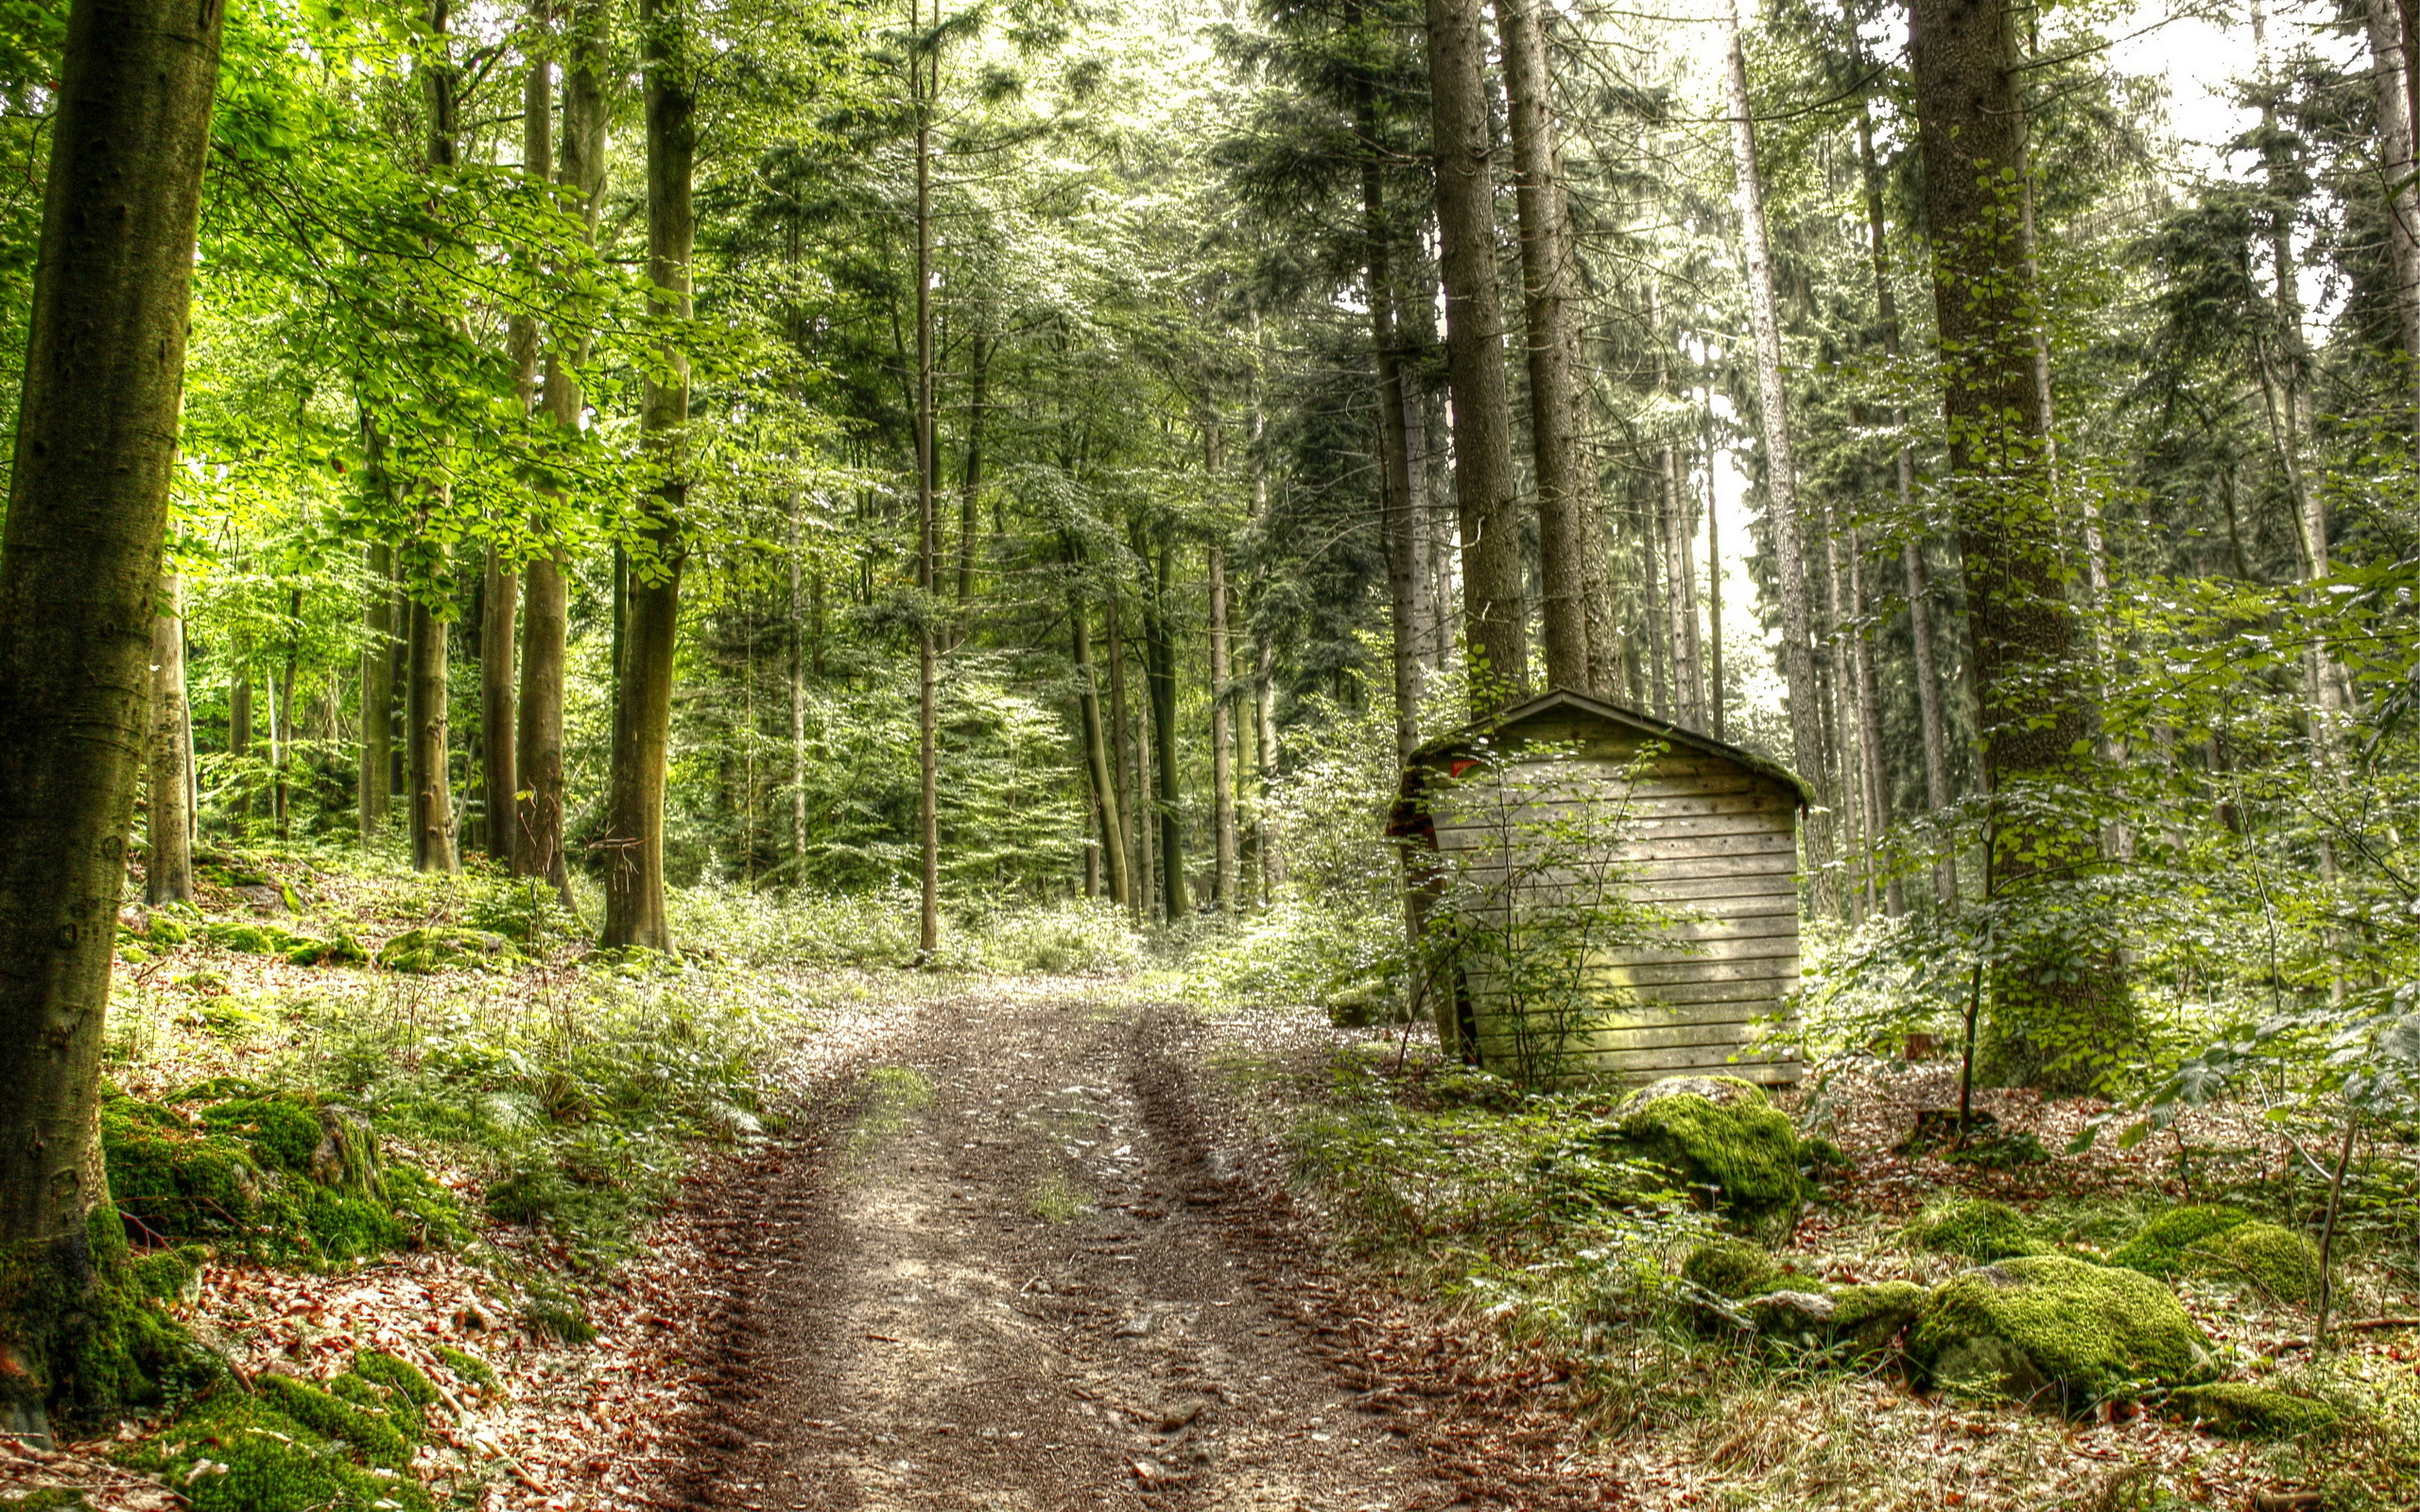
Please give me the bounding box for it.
[1389,689,1810,1086]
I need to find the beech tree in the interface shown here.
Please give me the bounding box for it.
[0,0,225,1438]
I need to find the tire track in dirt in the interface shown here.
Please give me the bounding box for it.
[660,985,1468,1512]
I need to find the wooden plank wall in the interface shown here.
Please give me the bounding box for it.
[1427,721,1802,1084]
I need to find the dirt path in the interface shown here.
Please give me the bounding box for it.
[664,985,1466,1512]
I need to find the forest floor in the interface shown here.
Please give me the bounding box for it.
[639,980,1598,1512]
[9,856,2414,1510]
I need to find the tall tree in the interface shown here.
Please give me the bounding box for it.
[911,0,941,960]
[600,0,693,950]
[408,0,461,875]
[147,573,194,906]
[358,540,395,841]
[1424,0,1527,709]
[1907,0,2134,1090]
[518,0,608,903]
[1499,0,1607,696]
[1723,0,1835,912]
[0,0,224,1437]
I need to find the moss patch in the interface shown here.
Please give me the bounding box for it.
[375,927,523,974]
[100,1088,459,1265]
[2108,1205,2252,1279]
[431,1344,496,1392]
[1910,1255,2213,1409]
[0,1209,227,1432]
[125,1352,435,1512]
[1908,1198,2046,1263]
[1611,1077,1804,1239]
[2168,1382,2337,1439]
[2186,1221,2323,1303]
[1829,1280,1931,1356]
[1682,1239,1788,1300]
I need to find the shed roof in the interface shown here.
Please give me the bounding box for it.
[1389,687,1816,835]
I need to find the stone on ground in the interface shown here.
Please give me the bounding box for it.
[1909,1254,2213,1408]
[1613,1076,1804,1239]
[2108,1205,2252,1278]
[1906,1197,2044,1263]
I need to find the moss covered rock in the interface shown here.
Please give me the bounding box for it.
[1910,1255,2214,1408]
[100,1089,458,1264]
[1830,1280,1931,1356]
[2168,1382,2337,1439]
[376,926,523,974]
[2186,1221,2323,1303]
[2109,1205,2252,1278]
[1682,1238,1789,1300]
[1907,1198,2045,1263]
[1613,1076,1805,1239]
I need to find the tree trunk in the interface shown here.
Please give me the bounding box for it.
[1424,0,1527,710]
[1499,0,1603,695]
[274,599,297,840]
[1651,286,1700,724]
[516,0,603,905]
[1641,478,1669,719]
[2387,0,2420,433]
[1724,0,1836,915]
[1150,536,1188,918]
[1849,528,1900,917]
[1356,50,1426,762]
[1108,591,1141,923]
[147,574,195,907]
[1704,406,1725,739]
[479,551,517,866]
[1070,587,1129,908]
[231,673,252,760]
[788,488,808,871]
[0,0,221,1438]
[1908,0,2132,1091]
[359,539,395,841]
[911,0,940,961]
[956,326,988,630]
[407,593,458,873]
[1853,90,1958,906]
[1209,540,1236,916]
[601,0,691,952]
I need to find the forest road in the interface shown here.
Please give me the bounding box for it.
[662,984,1468,1512]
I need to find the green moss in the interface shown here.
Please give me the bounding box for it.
[1908,1198,2047,1263]
[351,1350,438,1412]
[375,927,523,974]
[431,1344,497,1392]
[1798,1135,1855,1178]
[1829,1280,1931,1356]
[146,916,192,947]
[102,1089,452,1266]
[2168,1382,2338,1439]
[1611,1077,1805,1239]
[199,1097,323,1175]
[1682,1239,1788,1300]
[256,1375,414,1466]
[0,1209,225,1433]
[520,1284,596,1345]
[2186,1221,2323,1303]
[203,920,319,956]
[129,1387,433,1512]
[284,933,367,967]
[2109,1206,2252,1279]
[1910,1255,2214,1408]
[127,1246,208,1304]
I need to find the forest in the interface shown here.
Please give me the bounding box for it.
[4,0,2420,1504]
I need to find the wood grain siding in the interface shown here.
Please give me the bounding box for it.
[1417,706,1804,1085]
